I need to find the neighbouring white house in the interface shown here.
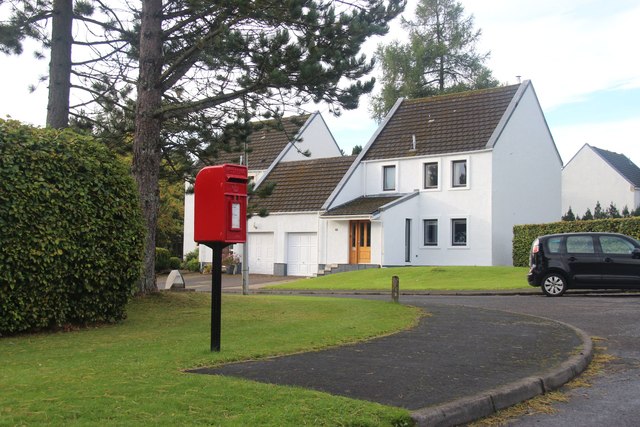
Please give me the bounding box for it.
[247,156,356,275]
[319,80,562,268]
[182,112,343,263]
[562,144,640,216]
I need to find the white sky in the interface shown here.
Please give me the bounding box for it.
[1,0,639,164]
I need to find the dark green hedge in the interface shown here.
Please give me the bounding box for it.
[0,119,145,335]
[513,218,640,267]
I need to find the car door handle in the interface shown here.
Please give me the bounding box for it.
[604,257,614,263]
[568,257,577,262]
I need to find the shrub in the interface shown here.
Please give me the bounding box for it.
[185,259,200,272]
[0,120,145,335]
[155,247,171,273]
[182,248,200,272]
[169,257,181,270]
[513,217,640,267]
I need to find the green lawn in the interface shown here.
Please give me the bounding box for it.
[1,293,419,426]
[268,266,531,291]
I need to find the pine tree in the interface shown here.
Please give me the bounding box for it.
[593,201,606,219]
[608,202,621,219]
[622,205,630,217]
[582,208,594,220]
[562,207,576,221]
[370,0,499,120]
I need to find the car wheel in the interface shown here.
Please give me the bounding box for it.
[541,273,567,297]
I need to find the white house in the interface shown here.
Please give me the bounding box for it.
[185,81,564,275]
[182,112,343,263]
[562,144,640,216]
[320,80,562,268]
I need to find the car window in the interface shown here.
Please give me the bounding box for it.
[599,236,635,255]
[545,237,562,254]
[566,236,595,254]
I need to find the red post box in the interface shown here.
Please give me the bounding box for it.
[194,164,248,245]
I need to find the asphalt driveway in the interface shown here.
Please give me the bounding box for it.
[399,293,640,426]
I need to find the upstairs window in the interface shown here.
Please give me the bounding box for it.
[383,165,396,191]
[452,160,467,188]
[424,162,438,189]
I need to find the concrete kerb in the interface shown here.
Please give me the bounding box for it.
[410,318,594,427]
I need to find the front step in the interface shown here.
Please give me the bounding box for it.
[317,264,379,277]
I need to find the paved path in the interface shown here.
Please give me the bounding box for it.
[189,300,591,425]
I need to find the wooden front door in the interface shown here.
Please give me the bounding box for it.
[349,220,371,264]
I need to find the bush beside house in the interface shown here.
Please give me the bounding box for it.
[513,217,640,267]
[0,120,145,335]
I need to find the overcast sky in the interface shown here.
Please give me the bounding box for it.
[1,0,639,165]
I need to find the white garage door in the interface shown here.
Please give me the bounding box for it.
[248,233,274,275]
[287,233,318,277]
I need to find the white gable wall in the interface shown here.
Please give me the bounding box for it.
[491,85,562,265]
[280,113,342,162]
[562,146,638,216]
[325,163,366,208]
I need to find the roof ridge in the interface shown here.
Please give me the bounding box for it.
[403,83,521,104]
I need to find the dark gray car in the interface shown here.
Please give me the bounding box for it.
[527,232,640,296]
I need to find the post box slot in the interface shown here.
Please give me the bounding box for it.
[226,176,247,183]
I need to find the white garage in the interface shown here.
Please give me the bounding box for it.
[248,232,274,275]
[287,232,318,276]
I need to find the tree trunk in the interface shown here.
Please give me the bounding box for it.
[46,0,73,128]
[133,0,164,294]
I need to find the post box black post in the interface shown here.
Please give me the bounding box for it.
[210,242,225,352]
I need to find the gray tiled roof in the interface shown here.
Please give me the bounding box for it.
[362,84,521,161]
[212,114,311,169]
[592,146,640,187]
[254,156,356,213]
[323,195,405,217]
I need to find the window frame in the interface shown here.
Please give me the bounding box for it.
[423,161,440,190]
[423,219,439,247]
[451,159,468,189]
[451,218,468,247]
[382,164,396,192]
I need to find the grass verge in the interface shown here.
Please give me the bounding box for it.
[1,293,420,426]
[267,266,532,291]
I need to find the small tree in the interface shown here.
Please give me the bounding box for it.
[562,207,576,221]
[622,205,630,218]
[351,145,363,155]
[608,202,621,219]
[582,208,594,220]
[593,201,606,219]
[632,206,640,217]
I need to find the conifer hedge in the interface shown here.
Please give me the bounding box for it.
[513,218,640,267]
[0,120,145,335]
